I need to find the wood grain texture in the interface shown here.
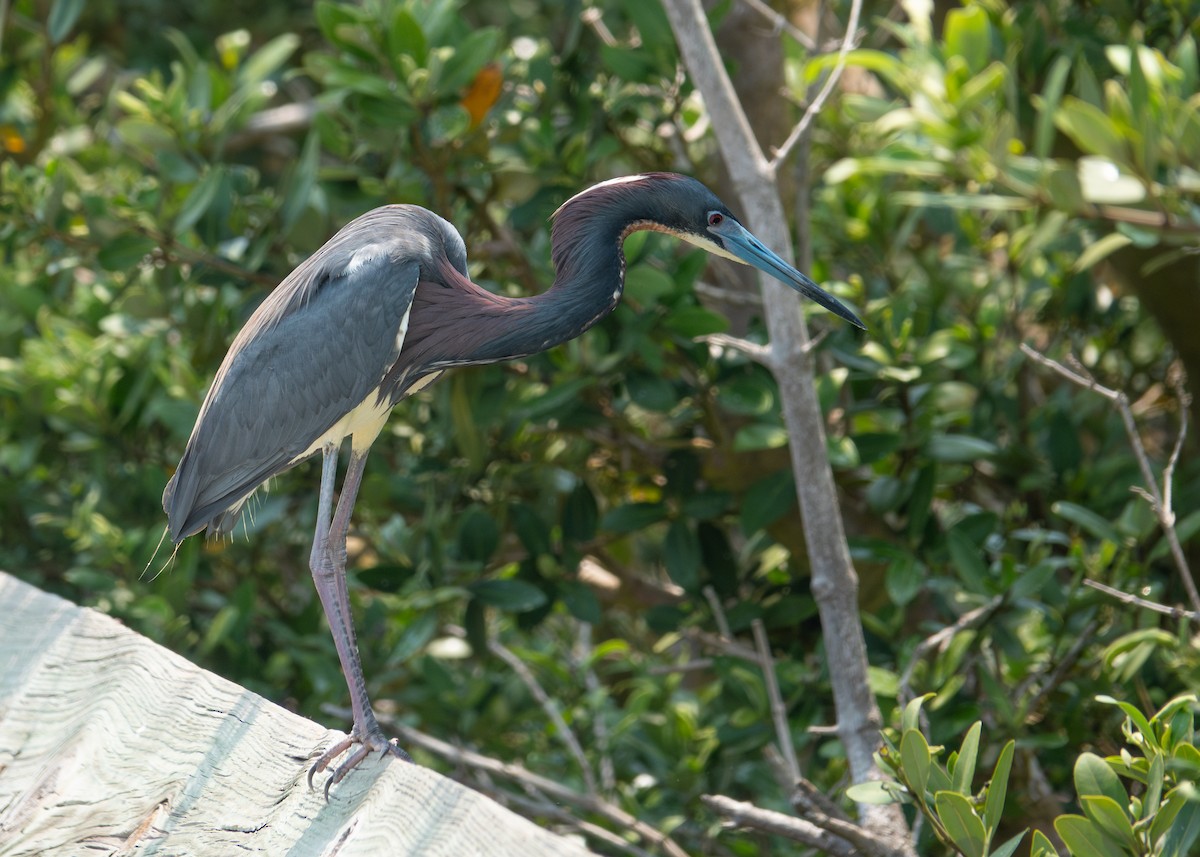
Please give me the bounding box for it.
[0,572,595,857]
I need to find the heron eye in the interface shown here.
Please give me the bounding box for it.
[707,212,724,227]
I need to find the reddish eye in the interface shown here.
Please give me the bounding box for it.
[708,212,724,227]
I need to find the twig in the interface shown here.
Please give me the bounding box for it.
[793,777,852,824]
[751,619,802,788]
[576,623,616,794]
[770,0,865,170]
[1084,579,1200,621]
[1162,374,1190,530]
[687,628,760,663]
[488,636,598,796]
[696,333,772,365]
[1021,343,1200,613]
[580,7,619,47]
[326,708,693,857]
[790,781,895,857]
[898,596,1004,705]
[701,794,856,856]
[647,658,715,676]
[489,789,658,857]
[736,0,816,49]
[703,585,733,639]
[225,101,317,152]
[1021,618,1100,717]
[694,279,763,307]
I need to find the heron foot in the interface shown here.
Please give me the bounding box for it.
[308,723,411,799]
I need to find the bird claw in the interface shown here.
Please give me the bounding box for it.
[308,727,411,798]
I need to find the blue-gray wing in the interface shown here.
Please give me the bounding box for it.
[163,248,420,542]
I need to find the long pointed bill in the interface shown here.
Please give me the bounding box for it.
[715,221,866,330]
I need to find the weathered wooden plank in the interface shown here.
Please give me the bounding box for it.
[0,572,595,856]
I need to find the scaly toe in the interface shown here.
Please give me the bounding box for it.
[310,729,410,798]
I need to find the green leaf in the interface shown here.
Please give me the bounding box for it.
[1055,815,1127,857]
[514,377,592,421]
[1079,795,1138,852]
[1035,55,1073,159]
[934,791,987,857]
[946,528,989,590]
[239,33,300,85]
[173,167,224,236]
[952,722,981,795]
[845,779,902,804]
[1052,502,1124,544]
[663,519,701,590]
[388,8,427,65]
[625,373,677,412]
[680,491,731,520]
[1096,696,1158,751]
[279,132,320,233]
[1074,752,1128,806]
[926,434,998,462]
[559,579,602,624]
[600,502,668,534]
[716,377,774,416]
[990,831,1028,857]
[1055,98,1128,162]
[511,504,551,557]
[804,49,906,87]
[356,564,416,593]
[389,611,438,664]
[625,264,677,302]
[97,235,156,272]
[1159,800,1200,857]
[438,28,501,93]
[886,556,924,606]
[1073,233,1134,273]
[943,5,990,75]
[47,0,85,44]
[1143,751,1165,817]
[1150,787,1190,850]
[902,693,934,733]
[664,306,727,338]
[457,505,499,563]
[733,423,789,452]
[900,729,932,798]
[561,483,598,544]
[740,470,796,535]
[470,579,548,612]
[1030,829,1061,857]
[984,740,1016,837]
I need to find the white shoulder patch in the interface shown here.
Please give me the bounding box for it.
[345,244,384,274]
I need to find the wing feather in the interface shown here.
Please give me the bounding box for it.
[163,250,420,542]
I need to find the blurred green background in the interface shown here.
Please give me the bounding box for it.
[3,0,1200,853]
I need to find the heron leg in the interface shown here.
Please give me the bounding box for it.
[307,443,408,794]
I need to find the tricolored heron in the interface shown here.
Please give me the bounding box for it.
[163,172,864,792]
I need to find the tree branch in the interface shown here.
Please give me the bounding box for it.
[701,794,857,856]
[736,0,816,50]
[1084,579,1200,621]
[663,1,912,849]
[488,637,598,796]
[898,596,1004,706]
[1021,343,1200,613]
[751,619,801,788]
[328,708,692,857]
[770,0,865,170]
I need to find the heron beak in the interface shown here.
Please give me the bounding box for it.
[715,221,866,330]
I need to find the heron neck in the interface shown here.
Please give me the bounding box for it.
[475,202,639,361]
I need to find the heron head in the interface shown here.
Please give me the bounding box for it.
[624,174,866,330]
